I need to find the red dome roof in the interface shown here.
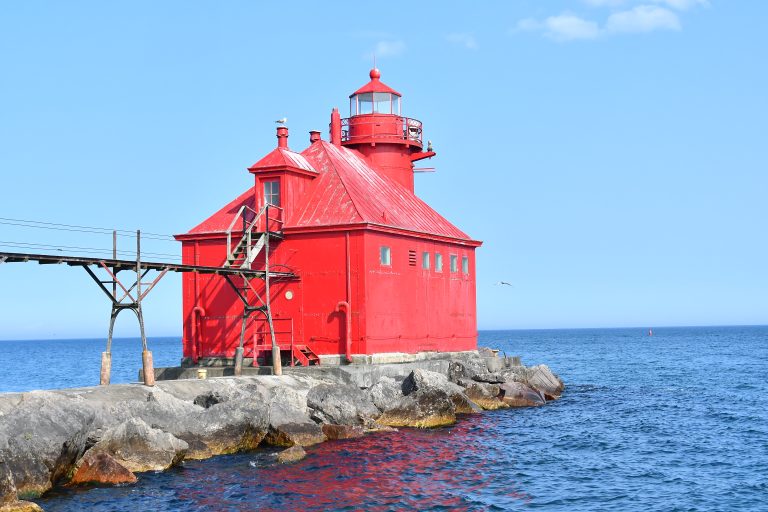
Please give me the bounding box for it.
[350,68,401,97]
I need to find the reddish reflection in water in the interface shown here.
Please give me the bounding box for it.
[250,414,532,511]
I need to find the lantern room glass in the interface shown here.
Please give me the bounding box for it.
[350,93,400,116]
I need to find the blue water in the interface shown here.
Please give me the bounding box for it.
[3,326,767,511]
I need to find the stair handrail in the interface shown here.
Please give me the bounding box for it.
[225,204,266,263]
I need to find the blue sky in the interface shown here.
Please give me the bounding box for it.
[0,1,766,339]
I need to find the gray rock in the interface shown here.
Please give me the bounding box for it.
[276,445,306,464]
[265,422,326,447]
[321,424,366,440]
[471,372,506,384]
[87,418,188,473]
[193,391,226,409]
[307,384,379,425]
[526,365,565,400]
[0,391,94,497]
[178,395,269,458]
[462,382,506,410]
[0,459,17,506]
[401,369,479,415]
[376,387,456,428]
[368,376,404,412]
[499,382,545,407]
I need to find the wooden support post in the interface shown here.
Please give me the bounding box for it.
[234,347,244,377]
[142,350,155,387]
[100,352,112,386]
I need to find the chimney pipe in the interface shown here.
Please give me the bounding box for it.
[276,126,288,149]
[309,130,321,144]
[330,108,341,146]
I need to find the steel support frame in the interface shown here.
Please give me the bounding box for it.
[83,230,167,386]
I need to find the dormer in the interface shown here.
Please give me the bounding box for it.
[248,127,318,227]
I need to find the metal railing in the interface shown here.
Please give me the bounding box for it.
[225,203,284,266]
[252,317,295,365]
[339,116,423,145]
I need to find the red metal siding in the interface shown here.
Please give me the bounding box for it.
[361,231,477,354]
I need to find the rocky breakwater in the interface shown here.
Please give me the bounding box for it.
[0,350,563,510]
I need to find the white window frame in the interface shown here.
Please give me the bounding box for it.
[380,246,391,266]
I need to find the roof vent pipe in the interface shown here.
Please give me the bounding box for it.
[309,130,321,144]
[330,108,341,146]
[276,126,289,149]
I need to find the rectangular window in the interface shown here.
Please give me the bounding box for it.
[435,253,443,272]
[422,251,430,269]
[380,246,391,266]
[263,180,280,206]
[408,249,417,266]
[450,254,458,273]
[462,255,469,274]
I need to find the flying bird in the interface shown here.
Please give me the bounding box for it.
[494,281,513,287]
[275,117,288,124]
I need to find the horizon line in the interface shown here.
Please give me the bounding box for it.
[0,323,766,342]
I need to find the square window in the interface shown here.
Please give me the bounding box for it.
[462,255,469,274]
[450,254,458,273]
[422,251,430,269]
[380,246,391,266]
[435,253,443,272]
[263,180,280,206]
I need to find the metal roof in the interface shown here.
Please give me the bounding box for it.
[350,68,401,97]
[293,141,474,241]
[248,147,318,174]
[182,142,478,243]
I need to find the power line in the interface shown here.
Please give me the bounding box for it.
[0,241,181,260]
[0,217,177,241]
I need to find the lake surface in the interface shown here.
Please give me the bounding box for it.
[2,326,766,511]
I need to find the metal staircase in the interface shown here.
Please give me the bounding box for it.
[222,203,290,375]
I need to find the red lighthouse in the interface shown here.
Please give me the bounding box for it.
[175,69,482,368]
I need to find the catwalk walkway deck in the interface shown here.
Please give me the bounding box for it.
[0,251,294,279]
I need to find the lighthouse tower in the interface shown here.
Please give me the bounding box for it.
[331,68,435,192]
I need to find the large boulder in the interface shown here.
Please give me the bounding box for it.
[368,377,404,412]
[499,382,545,407]
[0,461,40,511]
[307,384,379,425]
[402,369,480,415]
[376,387,456,428]
[67,452,137,486]
[0,391,94,497]
[178,395,269,459]
[0,460,17,506]
[86,418,188,473]
[265,422,326,447]
[462,382,507,410]
[526,365,565,400]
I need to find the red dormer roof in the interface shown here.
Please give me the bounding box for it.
[248,147,318,174]
[350,68,401,97]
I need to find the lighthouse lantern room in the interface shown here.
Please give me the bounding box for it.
[175,69,482,368]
